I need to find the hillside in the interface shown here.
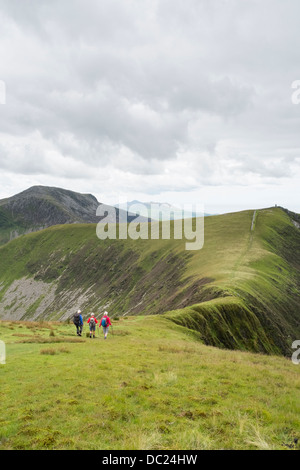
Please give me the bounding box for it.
[0,317,299,450]
[0,186,143,245]
[0,207,299,355]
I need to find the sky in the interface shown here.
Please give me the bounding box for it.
[0,0,299,214]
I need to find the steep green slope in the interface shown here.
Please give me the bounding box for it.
[166,208,300,355]
[0,207,299,355]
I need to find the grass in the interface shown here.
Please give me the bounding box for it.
[0,317,299,450]
[164,296,278,354]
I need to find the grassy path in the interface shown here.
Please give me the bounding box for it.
[251,210,257,232]
[0,317,299,450]
[230,210,259,280]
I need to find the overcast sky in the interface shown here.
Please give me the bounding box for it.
[0,0,299,213]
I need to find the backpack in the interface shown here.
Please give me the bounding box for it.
[101,317,108,327]
[73,313,80,326]
[89,317,96,327]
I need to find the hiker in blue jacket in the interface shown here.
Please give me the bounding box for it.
[99,311,112,340]
[73,310,83,336]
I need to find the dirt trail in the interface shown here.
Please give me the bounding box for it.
[251,210,257,232]
[231,210,259,279]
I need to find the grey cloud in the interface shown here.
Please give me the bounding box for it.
[0,0,299,187]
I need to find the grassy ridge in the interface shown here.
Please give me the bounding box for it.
[0,317,299,450]
[165,297,278,354]
[0,207,299,355]
[178,208,300,355]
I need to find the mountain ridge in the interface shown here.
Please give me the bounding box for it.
[0,186,147,245]
[0,205,299,355]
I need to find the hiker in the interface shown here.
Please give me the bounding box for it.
[99,311,112,340]
[73,310,83,336]
[87,313,98,338]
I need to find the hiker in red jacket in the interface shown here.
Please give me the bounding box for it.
[99,311,112,340]
[87,313,98,339]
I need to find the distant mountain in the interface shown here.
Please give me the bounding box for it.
[0,186,146,245]
[115,200,214,221]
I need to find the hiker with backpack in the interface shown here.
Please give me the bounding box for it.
[99,311,112,340]
[73,310,83,337]
[87,313,98,339]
